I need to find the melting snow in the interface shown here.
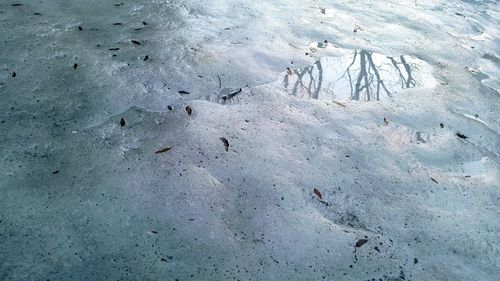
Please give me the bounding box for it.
[0,0,499,281]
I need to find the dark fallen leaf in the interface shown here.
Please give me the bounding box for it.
[155,146,172,154]
[131,40,141,45]
[313,188,323,200]
[431,177,438,184]
[220,137,229,151]
[185,106,192,116]
[120,118,126,127]
[456,132,468,139]
[178,90,190,95]
[355,239,368,248]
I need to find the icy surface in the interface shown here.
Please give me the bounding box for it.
[0,0,499,280]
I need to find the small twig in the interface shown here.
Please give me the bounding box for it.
[227,88,242,99]
[219,88,242,103]
[217,74,222,90]
[332,100,346,107]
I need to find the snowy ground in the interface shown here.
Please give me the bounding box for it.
[0,0,499,280]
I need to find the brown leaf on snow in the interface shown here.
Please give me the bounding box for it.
[313,188,323,200]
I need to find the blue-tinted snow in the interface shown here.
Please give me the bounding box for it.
[0,1,499,280]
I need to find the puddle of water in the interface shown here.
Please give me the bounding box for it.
[280,50,437,101]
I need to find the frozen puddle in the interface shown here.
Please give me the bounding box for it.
[279,50,436,101]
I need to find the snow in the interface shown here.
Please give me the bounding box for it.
[0,0,499,280]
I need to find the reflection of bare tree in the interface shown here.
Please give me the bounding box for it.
[339,50,391,101]
[337,50,422,100]
[283,50,420,101]
[388,56,418,89]
[283,61,323,99]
